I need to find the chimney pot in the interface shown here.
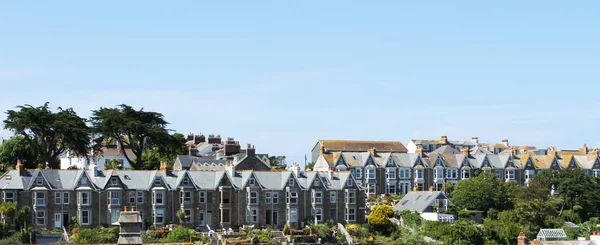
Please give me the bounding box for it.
[124,206,128,212]
[131,206,136,212]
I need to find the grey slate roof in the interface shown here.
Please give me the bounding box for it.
[393,191,452,213]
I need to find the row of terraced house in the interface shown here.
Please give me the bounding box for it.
[311,137,600,196]
[0,145,365,231]
[2,135,600,231]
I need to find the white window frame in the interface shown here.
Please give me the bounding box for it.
[346,208,356,221]
[272,192,279,204]
[386,168,396,180]
[594,169,600,177]
[129,192,136,204]
[399,168,411,179]
[154,209,164,224]
[355,168,362,179]
[248,192,258,204]
[329,191,337,203]
[287,192,298,204]
[153,191,165,205]
[34,192,46,206]
[525,170,535,180]
[288,178,295,187]
[248,178,256,187]
[110,178,118,186]
[62,192,69,204]
[446,168,458,179]
[36,176,43,185]
[199,191,206,203]
[312,191,323,204]
[290,208,298,222]
[346,191,356,204]
[110,191,120,205]
[367,183,376,195]
[3,192,15,203]
[55,192,62,204]
[80,210,90,225]
[505,170,515,180]
[36,210,45,225]
[246,207,258,223]
[461,169,471,179]
[79,192,90,206]
[137,191,144,204]
[312,208,322,222]
[265,192,271,204]
[181,191,192,205]
[80,177,88,185]
[386,183,396,194]
[182,178,190,186]
[415,169,424,179]
[435,168,444,179]
[366,168,376,180]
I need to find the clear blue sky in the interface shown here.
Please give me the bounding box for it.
[1,1,599,166]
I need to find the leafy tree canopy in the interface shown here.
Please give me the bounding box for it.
[3,102,90,169]
[90,104,179,170]
[0,136,37,169]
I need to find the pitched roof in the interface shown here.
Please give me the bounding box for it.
[318,140,407,153]
[393,191,452,213]
[430,145,459,154]
[536,228,567,240]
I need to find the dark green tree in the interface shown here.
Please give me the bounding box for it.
[90,104,178,170]
[3,103,90,169]
[268,156,287,170]
[451,172,515,214]
[0,136,37,169]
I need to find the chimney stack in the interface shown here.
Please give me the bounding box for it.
[440,136,448,144]
[471,137,479,144]
[194,133,205,144]
[502,139,509,147]
[416,145,424,156]
[289,162,300,176]
[460,146,470,156]
[186,133,194,141]
[246,144,256,157]
[160,161,168,171]
[188,144,198,156]
[548,146,557,156]
[368,148,377,157]
[428,186,433,192]
[16,159,25,176]
[517,232,527,245]
[580,144,589,154]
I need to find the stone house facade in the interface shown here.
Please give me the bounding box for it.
[0,161,365,231]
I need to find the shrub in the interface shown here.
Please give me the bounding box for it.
[71,227,119,244]
[283,224,290,235]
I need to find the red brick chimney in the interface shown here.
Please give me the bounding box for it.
[16,159,25,176]
[517,232,527,245]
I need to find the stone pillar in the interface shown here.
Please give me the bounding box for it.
[118,206,143,245]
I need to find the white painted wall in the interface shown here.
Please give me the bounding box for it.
[406,141,417,154]
[60,148,134,170]
[420,212,439,221]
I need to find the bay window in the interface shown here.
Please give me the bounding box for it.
[461,169,471,179]
[329,191,337,203]
[366,168,376,179]
[152,191,165,205]
[286,192,298,203]
[386,168,397,180]
[399,168,411,179]
[505,170,515,180]
[386,183,396,194]
[346,191,356,204]
[109,191,120,205]
[78,192,90,206]
[312,191,323,204]
[524,170,535,180]
[346,208,356,221]
[414,169,424,179]
[435,168,444,179]
[446,168,458,179]
[247,192,258,204]
[34,192,46,206]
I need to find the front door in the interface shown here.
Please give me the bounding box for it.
[266,210,272,225]
[54,213,62,228]
[272,211,278,226]
[63,213,69,228]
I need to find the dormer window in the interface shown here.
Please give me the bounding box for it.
[288,178,294,187]
[81,177,88,185]
[5,175,11,180]
[36,176,43,185]
[154,178,161,187]
[182,178,190,186]
[110,178,118,186]
[248,178,256,187]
